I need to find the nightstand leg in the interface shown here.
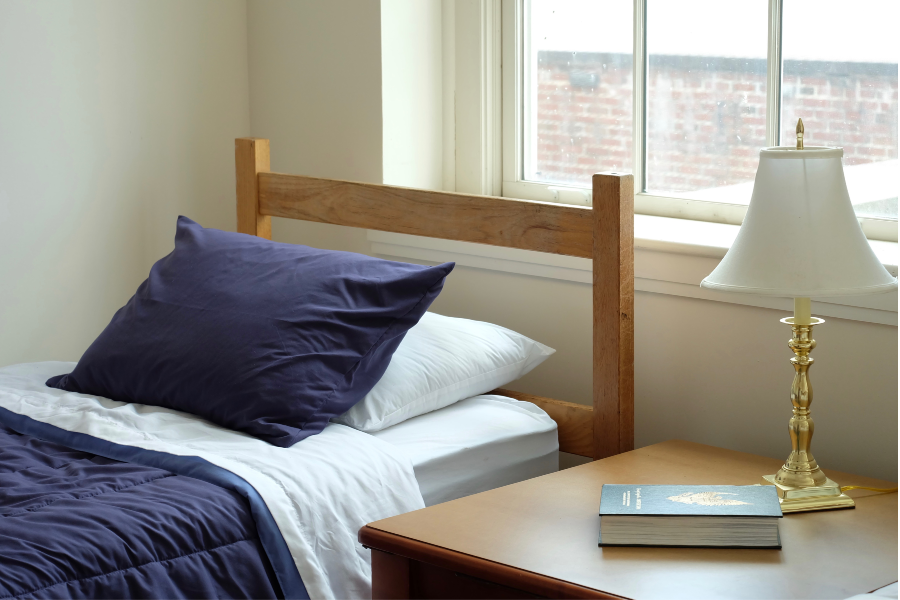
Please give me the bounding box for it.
[372,549,411,599]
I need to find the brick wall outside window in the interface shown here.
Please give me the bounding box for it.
[533,51,898,198]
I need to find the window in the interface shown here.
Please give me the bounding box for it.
[503,0,898,239]
[521,0,634,186]
[645,1,768,201]
[780,1,897,221]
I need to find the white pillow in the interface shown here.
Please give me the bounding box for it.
[333,312,555,432]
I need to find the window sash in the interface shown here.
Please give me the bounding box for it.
[501,0,898,242]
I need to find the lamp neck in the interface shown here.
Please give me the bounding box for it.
[794,297,812,325]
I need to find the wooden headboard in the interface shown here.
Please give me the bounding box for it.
[235,138,634,460]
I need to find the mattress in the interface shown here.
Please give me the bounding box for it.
[371,394,559,506]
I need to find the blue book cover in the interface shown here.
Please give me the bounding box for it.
[599,484,783,518]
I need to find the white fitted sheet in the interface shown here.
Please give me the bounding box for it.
[371,394,559,506]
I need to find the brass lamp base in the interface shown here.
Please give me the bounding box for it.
[760,307,856,514]
[761,475,855,513]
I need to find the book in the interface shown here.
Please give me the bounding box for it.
[598,484,783,549]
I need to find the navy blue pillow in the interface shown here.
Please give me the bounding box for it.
[47,216,454,447]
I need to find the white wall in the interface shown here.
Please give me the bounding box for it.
[247,0,383,255]
[632,292,897,479]
[382,0,443,189]
[0,0,250,366]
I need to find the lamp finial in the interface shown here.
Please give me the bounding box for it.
[796,118,804,150]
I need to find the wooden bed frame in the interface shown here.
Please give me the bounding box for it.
[235,138,634,460]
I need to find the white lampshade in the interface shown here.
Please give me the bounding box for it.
[701,147,898,297]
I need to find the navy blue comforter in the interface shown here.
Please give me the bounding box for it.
[0,422,284,599]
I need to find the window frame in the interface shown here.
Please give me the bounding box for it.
[500,0,898,242]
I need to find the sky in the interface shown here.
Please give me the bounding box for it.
[531,0,899,63]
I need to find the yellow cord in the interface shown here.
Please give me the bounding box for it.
[840,485,898,493]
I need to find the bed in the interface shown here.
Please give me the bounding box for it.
[0,137,633,600]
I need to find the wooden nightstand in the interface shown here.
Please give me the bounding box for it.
[360,440,898,599]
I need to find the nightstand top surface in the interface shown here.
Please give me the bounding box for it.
[364,440,898,599]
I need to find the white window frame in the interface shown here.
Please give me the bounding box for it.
[369,0,897,326]
[500,0,898,242]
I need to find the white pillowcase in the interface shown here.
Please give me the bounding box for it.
[333,312,555,432]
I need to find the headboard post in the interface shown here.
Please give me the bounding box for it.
[592,173,635,459]
[235,138,272,239]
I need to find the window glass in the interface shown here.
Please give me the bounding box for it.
[782,0,898,220]
[524,0,633,187]
[518,0,897,226]
[645,0,768,203]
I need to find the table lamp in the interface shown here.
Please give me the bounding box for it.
[700,119,898,513]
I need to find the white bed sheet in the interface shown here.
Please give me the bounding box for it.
[0,362,424,600]
[371,394,559,506]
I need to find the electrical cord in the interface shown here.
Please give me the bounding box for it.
[840,485,898,494]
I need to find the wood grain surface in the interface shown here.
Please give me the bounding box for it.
[258,171,593,258]
[235,138,272,239]
[493,388,593,458]
[367,537,621,599]
[362,440,898,600]
[592,173,634,459]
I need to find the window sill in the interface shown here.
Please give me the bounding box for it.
[368,214,898,326]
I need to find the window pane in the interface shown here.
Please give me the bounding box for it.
[646,0,768,203]
[524,0,633,187]
[782,0,898,220]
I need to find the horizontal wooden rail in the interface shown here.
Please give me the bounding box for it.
[493,388,593,458]
[258,172,593,258]
[236,139,634,461]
